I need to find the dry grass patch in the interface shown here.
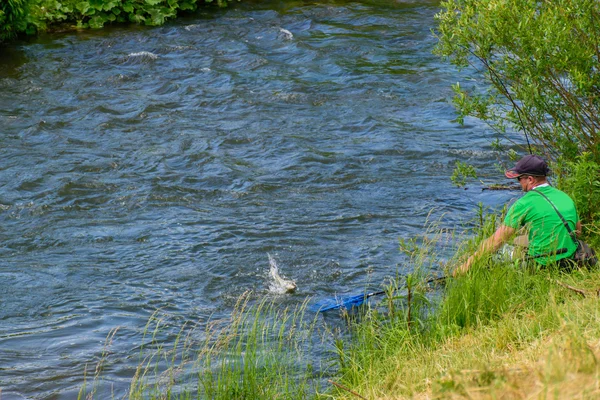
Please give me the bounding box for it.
[423,298,600,399]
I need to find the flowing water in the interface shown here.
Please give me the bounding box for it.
[0,0,517,397]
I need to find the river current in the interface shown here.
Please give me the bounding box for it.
[0,0,516,398]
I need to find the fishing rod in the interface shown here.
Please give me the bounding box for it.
[311,275,446,313]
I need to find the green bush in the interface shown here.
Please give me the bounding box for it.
[32,0,221,29]
[0,0,33,41]
[0,0,232,41]
[435,0,600,164]
[555,153,600,241]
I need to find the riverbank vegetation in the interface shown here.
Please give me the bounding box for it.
[329,218,600,399]
[0,0,231,42]
[334,275,600,398]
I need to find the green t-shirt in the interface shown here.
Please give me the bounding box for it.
[503,185,579,265]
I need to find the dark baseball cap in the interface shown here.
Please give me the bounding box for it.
[505,155,549,178]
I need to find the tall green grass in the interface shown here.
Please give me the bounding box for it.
[329,209,600,399]
[79,293,327,399]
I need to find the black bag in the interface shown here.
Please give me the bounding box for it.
[574,239,598,267]
[533,189,597,268]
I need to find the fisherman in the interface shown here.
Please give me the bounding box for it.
[455,154,582,275]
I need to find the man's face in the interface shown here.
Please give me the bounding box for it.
[517,175,532,191]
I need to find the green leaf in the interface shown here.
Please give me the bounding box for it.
[88,0,104,11]
[60,4,73,13]
[146,6,175,25]
[122,2,134,13]
[25,25,37,35]
[102,1,119,11]
[88,14,105,28]
[145,0,163,5]
[179,0,196,11]
[130,12,145,23]
[75,1,90,13]
[451,161,477,188]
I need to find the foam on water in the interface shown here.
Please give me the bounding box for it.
[278,28,294,40]
[127,51,158,60]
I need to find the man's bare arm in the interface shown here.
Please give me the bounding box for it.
[455,225,516,275]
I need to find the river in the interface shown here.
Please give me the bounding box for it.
[0,0,515,398]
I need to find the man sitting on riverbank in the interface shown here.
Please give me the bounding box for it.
[456,155,581,275]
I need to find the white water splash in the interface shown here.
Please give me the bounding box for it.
[127,51,158,60]
[267,253,297,294]
[278,28,293,40]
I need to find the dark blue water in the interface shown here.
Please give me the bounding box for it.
[0,0,516,397]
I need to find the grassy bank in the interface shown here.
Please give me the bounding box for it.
[332,253,600,399]
[325,198,600,399]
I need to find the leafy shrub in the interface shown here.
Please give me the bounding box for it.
[1,0,233,41]
[67,0,201,29]
[435,0,600,165]
[0,0,34,41]
[450,160,477,188]
[555,153,600,239]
